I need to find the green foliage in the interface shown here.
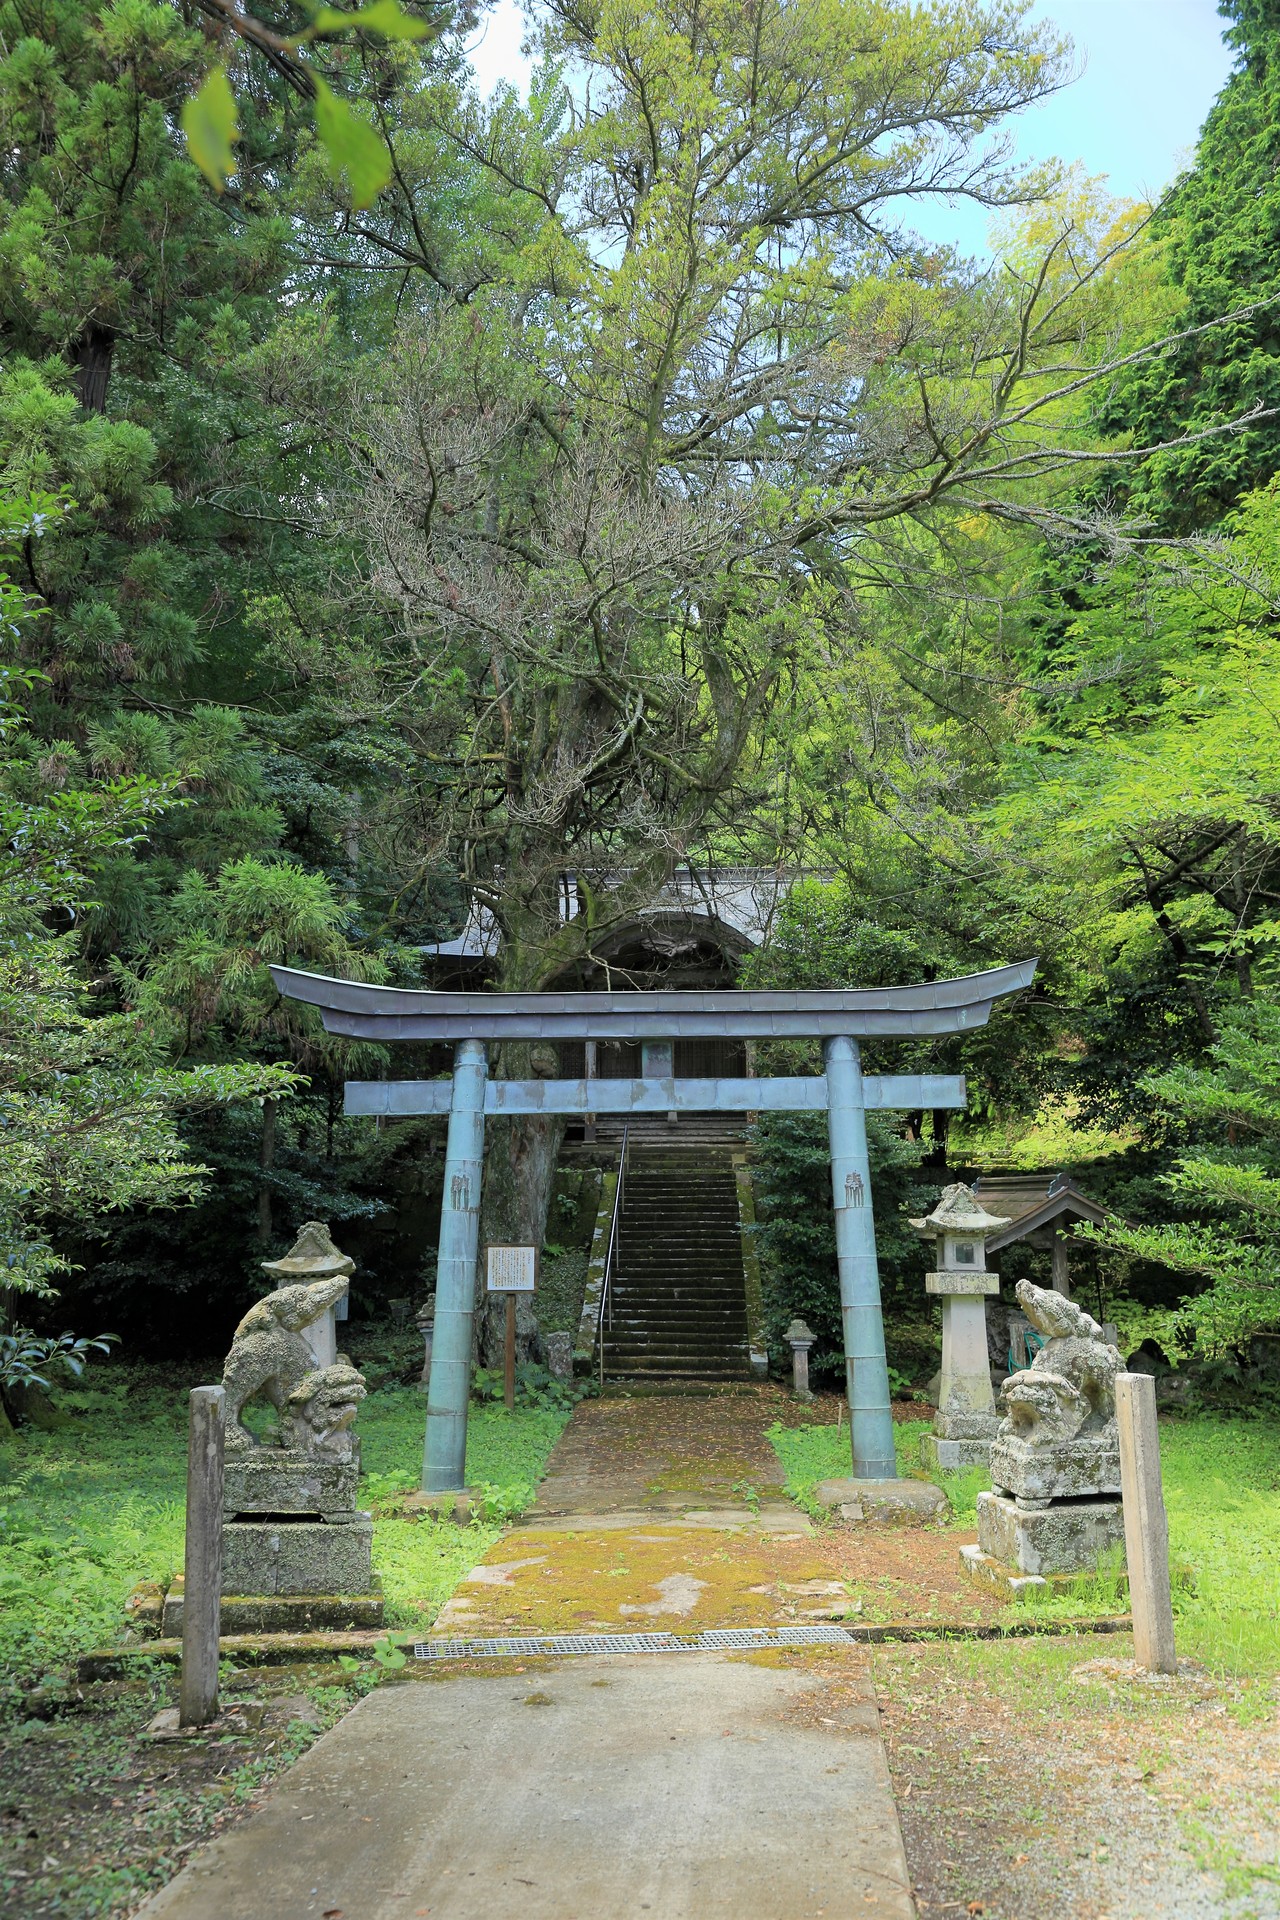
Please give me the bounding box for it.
[0,1329,116,1393]
[1080,1000,1280,1354]
[769,1414,1280,1671]
[182,66,240,194]
[471,1363,591,1413]
[750,1112,931,1382]
[0,495,298,1315]
[180,0,438,201]
[312,77,393,207]
[0,1378,567,1685]
[1096,0,1280,526]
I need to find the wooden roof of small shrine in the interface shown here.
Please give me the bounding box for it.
[971,1172,1109,1251]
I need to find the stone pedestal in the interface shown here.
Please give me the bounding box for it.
[222,1514,375,1594]
[975,1489,1125,1575]
[989,1432,1120,1507]
[218,1449,380,1627]
[162,1577,383,1636]
[225,1452,359,1522]
[814,1477,948,1525]
[925,1270,1001,1469]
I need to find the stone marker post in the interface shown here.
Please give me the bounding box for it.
[179,1385,225,1728]
[1116,1371,1177,1673]
[786,1318,816,1399]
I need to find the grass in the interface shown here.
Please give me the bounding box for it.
[0,1369,569,1690]
[768,1411,1280,1676]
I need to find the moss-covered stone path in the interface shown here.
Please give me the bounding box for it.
[432,1388,1007,1638]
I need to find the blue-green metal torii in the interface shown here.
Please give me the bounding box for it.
[271,961,1037,1492]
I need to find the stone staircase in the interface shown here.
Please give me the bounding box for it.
[601,1147,754,1382]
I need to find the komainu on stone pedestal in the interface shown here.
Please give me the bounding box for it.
[988,1279,1122,1504]
[222,1270,352,1453]
[171,1224,383,1634]
[967,1279,1126,1590]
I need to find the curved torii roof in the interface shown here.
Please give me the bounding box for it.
[269,958,1037,1043]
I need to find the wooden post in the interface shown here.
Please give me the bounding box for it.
[584,1039,597,1143]
[504,1294,517,1412]
[179,1386,225,1728]
[1115,1372,1177,1674]
[1051,1229,1070,1297]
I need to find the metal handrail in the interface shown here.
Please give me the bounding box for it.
[598,1124,629,1392]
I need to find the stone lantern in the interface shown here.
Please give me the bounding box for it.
[914,1184,1010,1471]
[785,1318,816,1399]
[261,1221,354,1370]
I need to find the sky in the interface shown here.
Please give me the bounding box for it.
[462,0,1237,257]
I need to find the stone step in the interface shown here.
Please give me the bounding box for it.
[606,1326,749,1345]
[609,1301,749,1317]
[612,1272,745,1287]
[621,1212,740,1227]
[619,1275,742,1287]
[604,1350,752,1366]
[606,1347,750,1362]
[620,1228,742,1244]
[609,1327,749,1343]
[606,1318,748,1336]
[610,1292,746,1307]
[591,1137,753,1380]
[606,1359,756,1374]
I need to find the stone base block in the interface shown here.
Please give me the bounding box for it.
[989,1432,1121,1505]
[162,1575,383,1637]
[976,1489,1126,1577]
[223,1452,359,1519]
[920,1433,993,1473]
[959,1544,1128,1602]
[222,1516,374,1595]
[401,1488,481,1523]
[934,1407,1000,1440]
[814,1477,948,1525]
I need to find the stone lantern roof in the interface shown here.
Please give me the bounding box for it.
[261,1219,354,1281]
[912,1182,1011,1239]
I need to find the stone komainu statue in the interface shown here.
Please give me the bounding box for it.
[281,1362,367,1461]
[997,1278,1120,1451]
[221,1275,351,1452]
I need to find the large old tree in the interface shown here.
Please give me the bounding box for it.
[259,0,1272,1356]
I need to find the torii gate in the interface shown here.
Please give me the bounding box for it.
[271,960,1037,1493]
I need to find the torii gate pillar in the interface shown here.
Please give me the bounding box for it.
[824,1036,896,1478]
[423,1039,487,1492]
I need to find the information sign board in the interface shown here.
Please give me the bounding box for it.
[485,1245,538,1293]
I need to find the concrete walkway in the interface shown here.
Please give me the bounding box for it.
[138,1651,914,1920]
[140,1398,922,1919]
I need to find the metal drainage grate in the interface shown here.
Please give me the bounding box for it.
[412,1626,856,1660]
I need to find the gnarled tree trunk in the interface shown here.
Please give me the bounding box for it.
[475,1039,564,1367]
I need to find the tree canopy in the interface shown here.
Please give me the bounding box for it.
[4,0,1280,1381]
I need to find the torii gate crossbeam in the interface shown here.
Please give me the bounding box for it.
[271,961,1037,1493]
